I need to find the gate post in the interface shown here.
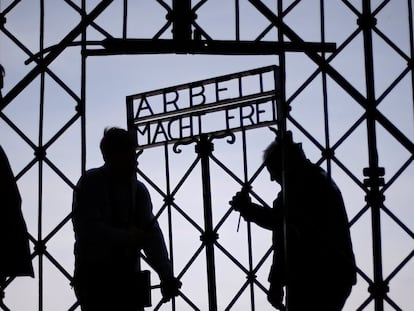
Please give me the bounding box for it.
[360,1,386,310]
[195,134,218,311]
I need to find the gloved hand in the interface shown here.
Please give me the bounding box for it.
[267,282,285,310]
[230,190,253,219]
[161,277,182,302]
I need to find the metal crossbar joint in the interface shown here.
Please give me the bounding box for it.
[166,9,197,24]
[357,13,377,29]
[0,14,6,28]
[363,167,385,188]
[368,281,389,298]
[195,135,214,157]
[364,191,385,207]
[408,58,414,70]
[164,194,175,205]
[321,147,335,160]
[75,103,84,114]
[200,231,219,244]
[34,239,47,254]
[246,271,257,283]
[34,146,47,161]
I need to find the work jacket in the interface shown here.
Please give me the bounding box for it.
[269,162,357,289]
[72,166,173,281]
[0,146,34,278]
[244,161,356,289]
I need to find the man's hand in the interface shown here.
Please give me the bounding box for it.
[161,277,182,302]
[230,190,252,219]
[267,283,285,310]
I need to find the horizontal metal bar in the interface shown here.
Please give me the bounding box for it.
[85,38,336,56]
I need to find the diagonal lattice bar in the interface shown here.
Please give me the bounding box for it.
[1,0,114,109]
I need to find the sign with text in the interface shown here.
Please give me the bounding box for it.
[127,66,279,148]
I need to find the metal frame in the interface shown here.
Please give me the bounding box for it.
[127,65,281,310]
[1,1,413,310]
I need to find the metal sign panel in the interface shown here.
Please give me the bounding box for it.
[127,66,279,148]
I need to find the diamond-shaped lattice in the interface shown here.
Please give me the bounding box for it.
[1,1,413,310]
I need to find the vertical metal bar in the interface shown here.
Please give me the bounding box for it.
[408,0,414,124]
[164,143,177,311]
[196,135,217,311]
[235,0,240,41]
[320,0,332,176]
[126,98,137,143]
[172,0,192,43]
[276,1,290,310]
[127,98,146,311]
[276,0,287,150]
[237,69,255,308]
[123,0,128,39]
[361,1,385,311]
[81,0,87,174]
[38,1,45,310]
[241,127,255,310]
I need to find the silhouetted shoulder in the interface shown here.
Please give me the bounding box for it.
[135,179,152,209]
[75,166,106,187]
[136,179,149,193]
[82,166,106,179]
[307,163,341,192]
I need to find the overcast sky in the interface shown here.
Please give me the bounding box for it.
[1,1,414,310]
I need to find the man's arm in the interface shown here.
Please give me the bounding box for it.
[136,183,181,301]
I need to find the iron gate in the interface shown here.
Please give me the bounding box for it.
[127,65,281,310]
[1,1,414,310]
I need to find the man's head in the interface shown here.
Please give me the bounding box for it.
[100,127,137,178]
[263,132,306,183]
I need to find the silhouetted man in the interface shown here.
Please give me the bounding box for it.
[0,146,34,285]
[72,127,181,311]
[1,68,34,307]
[231,133,356,311]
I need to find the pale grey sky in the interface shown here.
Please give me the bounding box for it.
[1,1,413,310]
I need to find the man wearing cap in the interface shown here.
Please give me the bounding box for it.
[230,133,356,311]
